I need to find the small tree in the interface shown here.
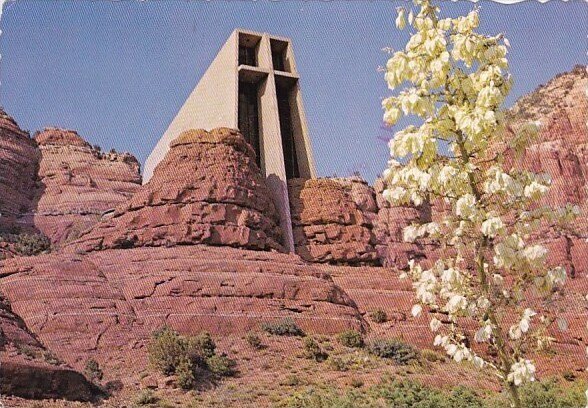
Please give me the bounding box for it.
[381,1,578,407]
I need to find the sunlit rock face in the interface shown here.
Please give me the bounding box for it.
[289,177,380,265]
[67,128,284,253]
[31,128,142,245]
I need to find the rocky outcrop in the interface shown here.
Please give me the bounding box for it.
[68,128,284,253]
[288,177,379,265]
[0,109,39,233]
[502,66,588,275]
[29,128,142,245]
[0,245,365,373]
[0,294,102,402]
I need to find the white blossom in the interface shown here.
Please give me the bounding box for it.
[507,359,536,386]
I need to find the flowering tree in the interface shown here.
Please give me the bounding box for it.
[381,1,579,406]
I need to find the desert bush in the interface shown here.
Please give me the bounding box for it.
[337,330,364,348]
[262,318,304,336]
[84,358,103,382]
[175,357,197,390]
[42,350,61,366]
[420,348,446,363]
[245,331,263,349]
[206,354,237,377]
[277,378,584,408]
[367,339,419,365]
[12,233,51,256]
[17,345,38,359]
[133,389,158,406]
[148,327,186,375]
[302,337,328,362]
[485,379,587,408]
[327,356,350,372]
[369,309,387,323]
[148,327,235,389]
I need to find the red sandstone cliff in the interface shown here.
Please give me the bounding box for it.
[0,109,39,233]
[31,128,142,245]
[68,128,285,252]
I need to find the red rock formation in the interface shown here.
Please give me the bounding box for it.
[0,245,365,374]
[0,109,39,233]
[0,294,101,401]
[502,67,588,276]
[288,177,379,265]
[30,128,142,245]
[68,128,284,253]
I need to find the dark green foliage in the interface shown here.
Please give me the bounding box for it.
[245,331,263,349]
[84,358,103,382]
[337,330,364,348]
[1,233,51,256]
[262,318,304,336]
[369,309,388,323]
[148,327,186,375]
[206,354,237,377]
[133,389,158,406]
[176,357,197,390]
[367,338,419,365]
[302,337,328,362]
[486,379,587,408]
[279,378,586,408]
[147,327,236,390]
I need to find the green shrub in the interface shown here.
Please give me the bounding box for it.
[206,354,237,377]
[176,357,196,390]
[262,318,304,336]
[337,330,364,348]
[148,327,186,375]
[10,233,51,256]
[367,339,419,365]
[42,350,61,366]
[302,337,328,362]
[84,358,103,382]
[327,356,350,372]
[189,331,216,359]
[133,389,158,406]
[369,309,387,323]
[278,378,585,408]
[486,379,587,408]
[147,327,235,389]
[245,331,263,349]
[420,348,445,363]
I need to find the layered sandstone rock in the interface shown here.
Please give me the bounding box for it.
[288,177,379,265]
[372,178,435,269]
[0,245,365,377]
[0,109,39,232]
[69,128,284,253]
[503,66,588,275]
[0,294,101,401]
[30,128,142,245]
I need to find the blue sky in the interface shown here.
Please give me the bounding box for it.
[0,0,585,181]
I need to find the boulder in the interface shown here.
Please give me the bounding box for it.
[68,128,284,253]
[289,177,379,265]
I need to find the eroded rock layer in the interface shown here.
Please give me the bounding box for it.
[0,294,101,401]
[0,109,39,232]
[289,177,379,265]
[0,245,365,371]
[30,128,142,245]
[68,128,284,253]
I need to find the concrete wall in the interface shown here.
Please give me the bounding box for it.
[143,31,239,182]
